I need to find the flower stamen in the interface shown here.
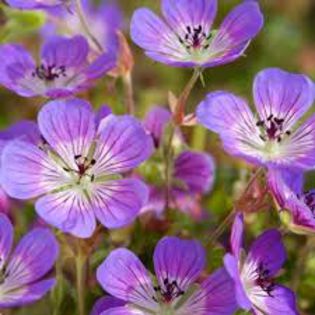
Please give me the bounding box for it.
[32,64,67,81]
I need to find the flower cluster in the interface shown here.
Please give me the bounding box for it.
[0,0,313,314]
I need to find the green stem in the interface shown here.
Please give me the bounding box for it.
[75,0,103,53]
[174,68,200,124]
[123,72,135,114]
[76,241,87,315]
[164,124,175,210]
[292,236,313,291]
[52,253,63,315]
[207,167,264,246]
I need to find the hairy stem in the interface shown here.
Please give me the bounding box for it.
[207,167,264,246]
[76,240,87,315]
[292,236,314,291]
[174,68,200,124]
[123,72,135,114]
[164,125,175,210]
[75,0,103,53]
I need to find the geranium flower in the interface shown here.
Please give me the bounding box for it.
[224,213,298,315]
[0,35,115,98]
[268,168,315,234]
[1,98,153,238]
[130,0,263,68]
[96,236,237,315]
[197,68,315,170]
[0,120,41,214]
[142,106,215,220]
[0,213,58,307]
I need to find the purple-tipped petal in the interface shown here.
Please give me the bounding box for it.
[6,0,62,9]
[35,190,96,238]
[268,168,303,208]
[0,120,40,145]
[230,212,244,260]
[161,0,218,36]
[143,106,171,147]
[140,186,166,217]
[0,188,10,215]
[0,44,36,97]
[97,248,158,312]
[280,114,315,169]
[268,169,315,233]
[102,306,147,315]
[153,236,205,291]
[41,35,88,68]
[250,285,298,315]
[197,91,256,134]
[130,8,186,66]
[95,105,112,129]
[253,68,314,131]
[84,52,116,80]
[94,115,153,175]
[224,253,252,310]
[38,98,95,169]
[1,140,67,199]
[183,267,238,315]
[174,150,215,193]
[0,278,56,308]
[246,229,286,278]
[208,1,263,66]
[197,91,263,165]
[93,179,149,229]
[5,228,58,290]
[0,214,13,269]
[91,297,125,315]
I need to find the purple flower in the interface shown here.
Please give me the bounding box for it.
[90,296,125,315]
[1,98,153,238]
[0,120,41,214]
[197,68,315,170]
[41,0,123,55]
[143,106,172,148]
[96,236,237,315]
[224,213,298,314]
[63,0,123,54]
[6,0,69,10]
[130,0,263,68]
[0,213,58,308]
[0,35,115,98]
[268,168,315,234]
[142,106,215,220]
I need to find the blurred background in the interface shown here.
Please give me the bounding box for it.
[0,1,315,314]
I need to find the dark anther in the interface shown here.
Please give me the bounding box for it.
[256,120,265,127]
[90,159,96,165]
[181,24,211,51]
[91,174,95,182]
[193,25,202,34]
[154,278,185,303]
[75,154,82,160]
[63,167,70,172]
[259,135,266,142]
[256,115,290,142]
[256,263,275,297]
[274,117,284,125]
[33,64,67,81]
